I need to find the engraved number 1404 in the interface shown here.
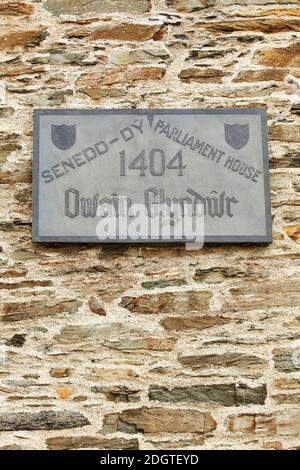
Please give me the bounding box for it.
[120,149,186,177]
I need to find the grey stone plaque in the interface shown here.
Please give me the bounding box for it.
[32,109,272,243]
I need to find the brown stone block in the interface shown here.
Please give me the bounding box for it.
[0,61,45,78]
[92,385,141,403]
[179,67,227,83]
[227,8,300,18]
[255,41,300,67]
[273,378,300,391]
[233,68,287,82]
[223,281,300,311]
[272,394,300,405]
[161,315,230,331]
[55,323,133,343]
[261,440,283,450]
[49,368,70,378]
[168,0,300,12]
[196,18,300,33]
[179,352,267,370]
[46,435,139,450]
[0,280,52,290]
[0,25,47,51]
[67,23,165,42]
[88,296,106,316]
[0,2,34,16]
[229,409,300,436]
[283,225,300,243]
[76,67,165,94]
[0,298,82,322]
[102,407,217,434]
[120,290,212,314]
[269,125,300,142]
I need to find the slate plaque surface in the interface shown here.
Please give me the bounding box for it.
[32,109,272,243]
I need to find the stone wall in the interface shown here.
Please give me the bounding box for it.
[0,0,299,451]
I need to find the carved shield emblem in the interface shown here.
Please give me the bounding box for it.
[51,124,76,151]
[224,123,249,150]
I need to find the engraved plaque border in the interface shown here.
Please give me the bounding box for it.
[32,108,272,244]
